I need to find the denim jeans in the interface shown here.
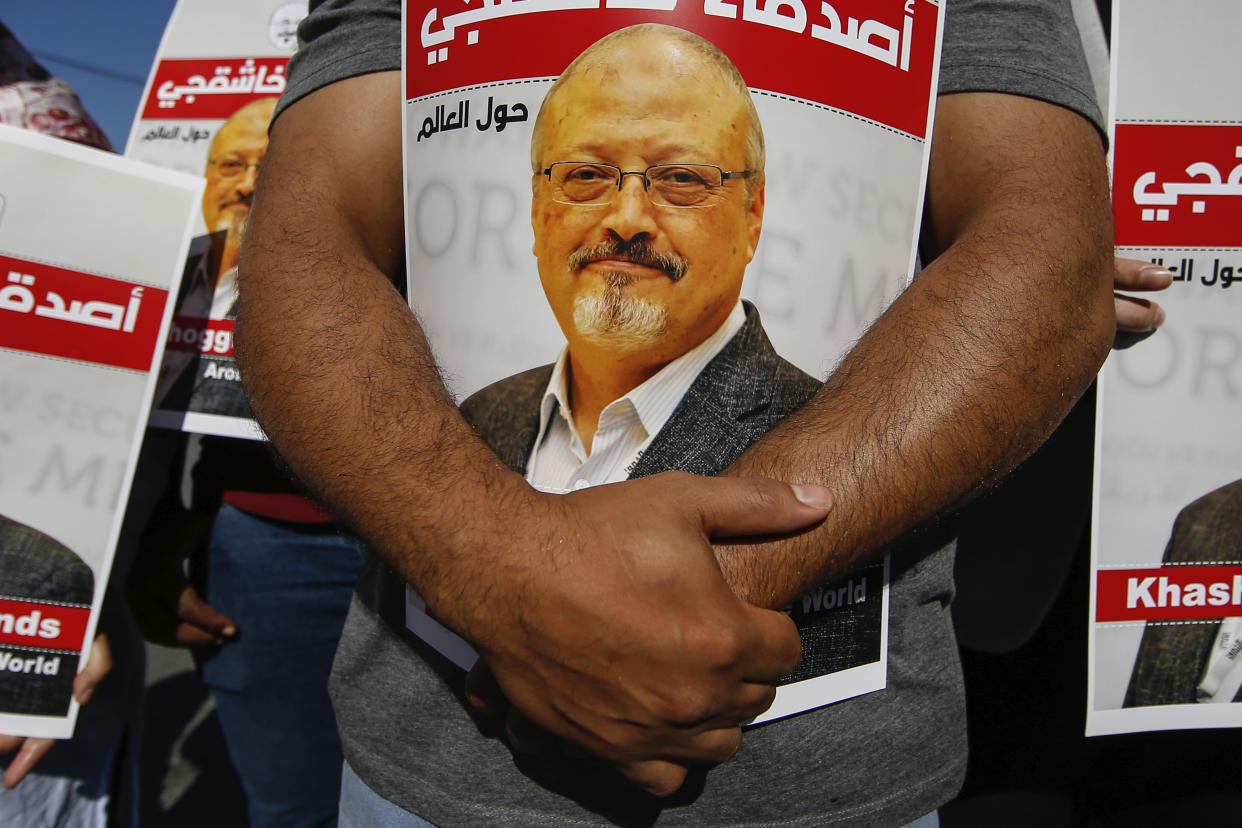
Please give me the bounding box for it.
[196,503,365,828]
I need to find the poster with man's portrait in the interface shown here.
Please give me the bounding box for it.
[1088,0,1242,736]
[0,126,199,738]
[125,0,307,440]
[401,0,943,720]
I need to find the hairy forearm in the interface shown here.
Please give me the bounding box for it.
[718,93,1116,607]
[235,73,539,635]
[232,75,822,701]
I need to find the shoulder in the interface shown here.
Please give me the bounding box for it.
[939,0,1103,133]
[0,515,94,605]
[1165,479,1242,563]
[277,0,402,121]
[770,356,821,414]
[732,307,821,416]
[460,365,553,432]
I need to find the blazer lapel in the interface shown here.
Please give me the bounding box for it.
[459,365,551,475]
[629,303,785,479]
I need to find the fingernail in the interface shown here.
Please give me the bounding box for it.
[221,626,237,637]
[1138,265,1173,288]
[76,687,94,705]
[791,484,831,510]
[1153,305,1166,327]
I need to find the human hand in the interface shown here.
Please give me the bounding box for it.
[466,659,708,796]
[127,568,236,647]
[1113,257,1171,347]
[451,472,829,796]
[167,584,237,647]
[127,574,236,647]
[0,634,112,789]
[125,509,237,647]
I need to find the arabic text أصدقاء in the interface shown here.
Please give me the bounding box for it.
[0,271,144,332]
[417,0,918,72]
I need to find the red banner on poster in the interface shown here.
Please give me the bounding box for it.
[0,599,91,653]
[1096,564,1242,622]
[165,315,236,358]
[406,0,939,138]
[0,255,169,371]
[1113,123,1242,247]
[140,57,290,119]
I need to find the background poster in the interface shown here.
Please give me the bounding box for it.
[401,0,942,720]
[0,126,199,738]
[1088,0,1242,736]
[124,0,306,440]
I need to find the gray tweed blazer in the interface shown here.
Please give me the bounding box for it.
[459,304,885,681]
[459,302,821,479]
[1124,478,1242,706]
[0,514,94,716]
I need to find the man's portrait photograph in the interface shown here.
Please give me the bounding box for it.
[404,21,913,713]
[150,96,277,425]
[405,16,930,402]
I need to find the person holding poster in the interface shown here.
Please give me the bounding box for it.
[124,5,370,825]
[236,0,1115,825]
[0,23,149,827]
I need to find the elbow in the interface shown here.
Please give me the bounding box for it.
[1083,254,1117,370]
[1067,189,1118,376]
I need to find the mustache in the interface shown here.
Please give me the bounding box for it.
[567,237,687,282]
[217,192,253,213]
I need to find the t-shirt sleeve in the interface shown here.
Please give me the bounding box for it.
[274,0,401,123]
[939,0,1105,135]
[275,0,1105,136]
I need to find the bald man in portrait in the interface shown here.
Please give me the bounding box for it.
[459,24,881,693]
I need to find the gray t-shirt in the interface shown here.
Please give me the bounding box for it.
[277,0,1104,130]
[276,2,1103,825]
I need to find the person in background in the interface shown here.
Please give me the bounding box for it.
[127,93,363,828]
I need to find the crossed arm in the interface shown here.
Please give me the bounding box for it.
[237,74,1115,792]
[717,91,1117,607]
[237,71,824,788]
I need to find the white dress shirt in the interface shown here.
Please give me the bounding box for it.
[526,302,746,493]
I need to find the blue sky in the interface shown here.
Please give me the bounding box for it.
[5,2,179,149]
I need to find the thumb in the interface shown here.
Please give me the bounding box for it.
[686,475,830,539]
[72,634,113,706]
[175,586,238,645]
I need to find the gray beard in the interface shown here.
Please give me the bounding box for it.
[572,272,667,352]
[215,211,247,246]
